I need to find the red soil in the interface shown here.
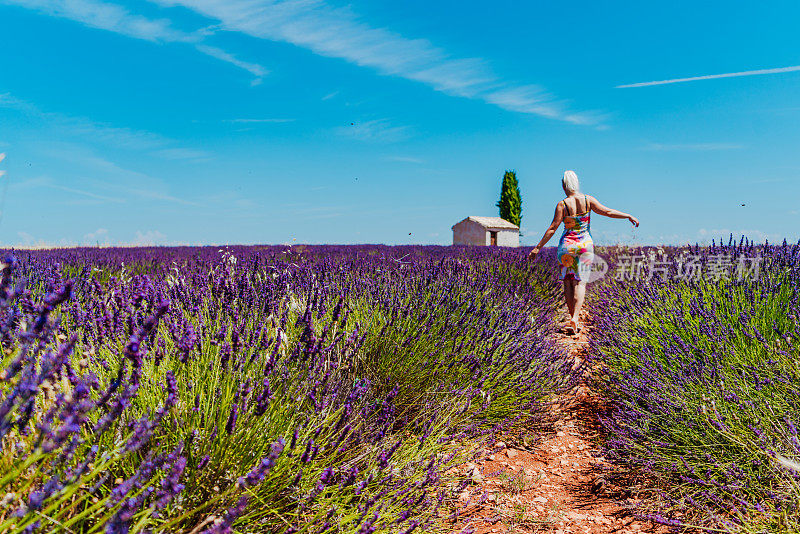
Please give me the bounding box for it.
[448,317,668,534]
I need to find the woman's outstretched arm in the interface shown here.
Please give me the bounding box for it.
[588,196,639,227]
[528,203,565,259]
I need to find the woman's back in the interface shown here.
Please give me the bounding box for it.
[560,194,591,216]
[560,194,592,238]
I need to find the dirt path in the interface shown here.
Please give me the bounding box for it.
[449,315,667,534]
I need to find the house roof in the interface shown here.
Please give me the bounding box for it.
[453,216,519,230]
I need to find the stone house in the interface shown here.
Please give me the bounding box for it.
[451,216,519,247]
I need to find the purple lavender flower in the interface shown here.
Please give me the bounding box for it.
[155,450,187,509]
[204,496,248,534]
[225,404,239,435]
[237,438,285,488]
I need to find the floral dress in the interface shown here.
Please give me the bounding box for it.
[556,195,594,280]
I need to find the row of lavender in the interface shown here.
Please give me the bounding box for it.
[0,245,575,533]
[591,239,800,532]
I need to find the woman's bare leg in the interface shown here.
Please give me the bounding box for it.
[571,279,588,328]
[563,278,575,318]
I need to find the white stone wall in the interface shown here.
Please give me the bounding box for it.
[452,220,486,246]
[453,219,519,247]
[496,229,519,247]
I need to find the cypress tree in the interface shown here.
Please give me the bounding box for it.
[496,170,522,228]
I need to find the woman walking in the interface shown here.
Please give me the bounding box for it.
[529,171,639,335]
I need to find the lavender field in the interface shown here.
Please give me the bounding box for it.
[1,242,799,533]
[0,245,577,533]
[592,240,800,533]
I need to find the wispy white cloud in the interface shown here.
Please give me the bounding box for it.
[1,92,43,115]
[618,65,800,88]
[8,0,599,122]
[223,118,296,123]
[482,85,605,125]
[10,174,126,203]
[336,119,410,143]
[4,0,267,83]
[16,231,42,248]
[25,142,204,206]
[1,92,215,165]
[14,171,200,206]
[4,0,187,41]
[385,155,423,164]
[132,229,167,245]
[84,227,110,244]
[195,44,268,84]
[642,143,744,151]
[748,177,787,184]
[150,0,599,123]
[482,85,560,118]
[321,91,339,101]
[1,91,170,150]
[48,183,127,203]
[153,147,212,160]
[129,188,201,205]
[185,190,269,222]
[67,120,170,151]
[10,228,174,248]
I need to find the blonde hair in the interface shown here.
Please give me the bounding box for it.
[562,170,580,194]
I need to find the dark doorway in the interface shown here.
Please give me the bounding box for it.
[490,231,497,246]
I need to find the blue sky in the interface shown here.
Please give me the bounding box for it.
[1,0,799,247]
